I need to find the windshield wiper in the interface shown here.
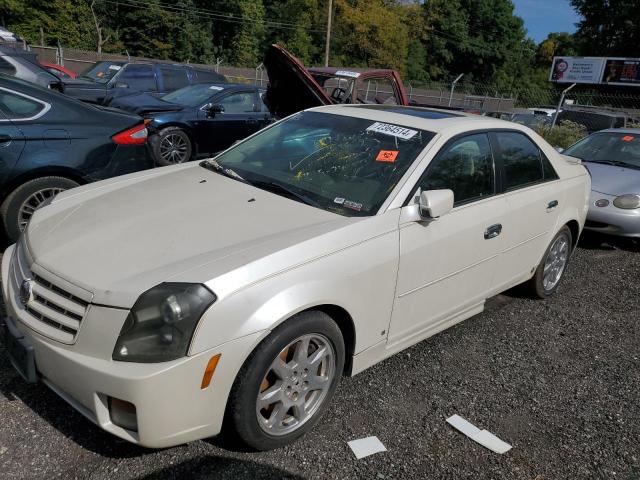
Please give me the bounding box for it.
[250,180,321,208]
[587,159,640,169]
[201,159,247,182]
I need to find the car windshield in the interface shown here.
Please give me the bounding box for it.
[202,111,435,216]
[564,132,640,170]
[80,61,124,83]
[161,83,223,107]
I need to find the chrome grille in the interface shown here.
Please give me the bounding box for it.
[11,237,90,344]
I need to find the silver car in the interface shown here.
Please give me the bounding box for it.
[563,129,640,237]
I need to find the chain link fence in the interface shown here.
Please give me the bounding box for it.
[10,42,640,130]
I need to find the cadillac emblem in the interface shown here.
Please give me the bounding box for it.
[19,279,33,305]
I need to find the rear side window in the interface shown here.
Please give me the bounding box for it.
[117,64,157,91]
[0,89,45,119]
[160,67,189,91]
[0,57,16,76]
[495,132,556,190]
[419,133,495,206]
[193,69,225,83]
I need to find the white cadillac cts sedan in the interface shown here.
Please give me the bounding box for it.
[2,105,590,450]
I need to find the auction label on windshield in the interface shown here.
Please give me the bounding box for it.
[335,70,360,78]
[366,122,417,140]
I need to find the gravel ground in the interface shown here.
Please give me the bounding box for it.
[0,233,639,480]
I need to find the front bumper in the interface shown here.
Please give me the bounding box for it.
[585,192,640,238]
[2,244,264,448]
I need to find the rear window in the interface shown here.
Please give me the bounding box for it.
[193,69,226,83]
[0,57,16,76]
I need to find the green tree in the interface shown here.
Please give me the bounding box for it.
[571,0,640,56]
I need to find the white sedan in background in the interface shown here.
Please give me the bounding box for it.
[2,105,590,450]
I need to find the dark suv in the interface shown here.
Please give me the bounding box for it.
[63,61,226,105]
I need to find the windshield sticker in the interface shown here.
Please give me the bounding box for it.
[334,197,345,205]
[209,85,224,91]
[622,135,635,142]
[376,150,399,163]
[335,70,360,78]
[366,122,418,140]
[108,65,122,71]
[343,200,363,211]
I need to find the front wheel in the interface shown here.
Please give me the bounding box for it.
[527,226,573,298]
[226,311,345,450]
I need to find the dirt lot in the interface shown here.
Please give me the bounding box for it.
[0,233,639,480]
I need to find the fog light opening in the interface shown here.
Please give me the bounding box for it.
[109,397,138,432]
[201,354,222,390]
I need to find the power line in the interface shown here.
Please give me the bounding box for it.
[101,0,326,33]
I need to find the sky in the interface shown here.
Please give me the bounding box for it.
[512,0,582,43]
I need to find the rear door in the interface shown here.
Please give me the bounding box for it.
[390,133,508,345]
[0,88,38,186]
[491,131,563,290]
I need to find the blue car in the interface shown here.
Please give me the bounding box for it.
[0,74,154,241]
[110,83,273,165]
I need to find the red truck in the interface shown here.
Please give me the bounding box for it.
[263,44,410,118]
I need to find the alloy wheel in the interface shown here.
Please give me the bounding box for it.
[159,133,189,164]
[18,187,64,231]
[543,232,570,292]
[256,333,336,436]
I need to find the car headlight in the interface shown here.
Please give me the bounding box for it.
[613,194,640,210]
[113,283,216,362]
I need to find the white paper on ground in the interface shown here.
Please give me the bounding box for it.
[347,436,387,459]
[446,414,512,454]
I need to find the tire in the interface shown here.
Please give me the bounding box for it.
[526,225,573,299]
[226,310,345,451]
[1,177,79,242]
[153,127,193,166]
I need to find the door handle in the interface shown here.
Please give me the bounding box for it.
[246,119,258,125]
[547,200,559,210]
[484,224,502,239]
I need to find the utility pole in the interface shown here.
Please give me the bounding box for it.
[324,0,333,67]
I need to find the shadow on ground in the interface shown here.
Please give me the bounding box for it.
[135,456,303,480]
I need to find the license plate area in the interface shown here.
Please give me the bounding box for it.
[4,317,37,383]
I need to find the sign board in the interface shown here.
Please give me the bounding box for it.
[550,56,640,87]
[601,58,640,86]
[549,57,605,84]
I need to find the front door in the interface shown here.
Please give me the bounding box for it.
[196,90,258,154]
[389,133,508,347]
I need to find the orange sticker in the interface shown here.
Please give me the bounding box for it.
[622,135,635,142]
[376,150,399,162]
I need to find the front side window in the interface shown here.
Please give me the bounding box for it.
[496,132,550,190]
[203,111,435,216]
[419,133,494,206]
[160,67,189,91]
[219,92,256,113]
[0,89,45,119]
[117,65,156,91]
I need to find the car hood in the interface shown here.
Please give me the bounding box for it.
[26,164,350,308]
[584,162,640,195]
[263,44,333,118]
[110,92,183,114]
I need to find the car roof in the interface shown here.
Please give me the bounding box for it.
[308,104,524,134]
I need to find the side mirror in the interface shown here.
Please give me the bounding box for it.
[554,146,564,153]
[418,189,454,220]
[207,104,225,117]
